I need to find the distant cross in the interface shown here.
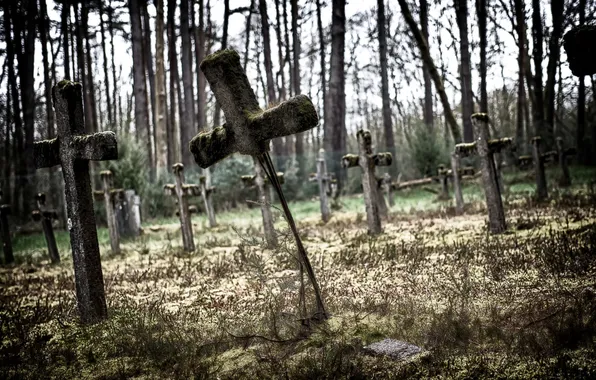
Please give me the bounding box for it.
[199,170,217,228]
[437,165,450,201]
[308,149,332,222]
[31,193,60,264]
[382,173,394,207]
[189,49,326,320]
[93,170,122,254]
[33,81,117,323]
[342,130,393,235]
[455,113,511,234]
[0,189,14,264]
[241,170,284,247]
[164,163,200,252]
[450,153,465,215]
[531,136,549,200]
[375,176,389,218]
[555,137,575,187]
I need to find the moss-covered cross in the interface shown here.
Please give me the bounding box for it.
[92,170,123,255]
[33,81,118,324]
[31,193,60,264]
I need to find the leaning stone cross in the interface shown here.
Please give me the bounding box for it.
[555,137,575,187]
[31,193,60,264]
[164,163,200,252]
[199,170,217,228]
[0,189,14,265]
[241,170,284,247]
[33,80,117,323]
[455,113,510,234]
[309,149,332,223]
[342,130,393,235]
[93,170,122,254]
[189,49,326,321]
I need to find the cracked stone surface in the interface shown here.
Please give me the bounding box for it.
[363,339,423,361]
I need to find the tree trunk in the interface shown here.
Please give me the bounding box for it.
[324,0,347,189]
[243,0,256,69]
[61,3,71,80]
[531,0,545,139]
[99,4,113,129]
[275,0,287,102]
[213,0,230,128]
[195,0,207,129]
[155,0,168,171]
[141,2,157,177]
[454,0,474,142]
[544,0,564,146]
[291,0,305,174]
[109,0,120,130]
[377,0,396,176]
[477,0,487,113]
[179,0,195,165]
[83,4,98,134]
[514,0,526,154]
[420,0,433,131]
[167,0,182,164]
[397,0,462,143]
[577,0,587,164]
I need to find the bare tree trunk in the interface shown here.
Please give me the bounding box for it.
[99,4,113,129]
[397,0,462,142]
[544,0,564,146]
[291,0,305,175]
[83,4,98,134]
[141,1,157,177]
[61,3,71,80]
[179,0,196,165]
[167,0,182,164]
[514,0,527,154]
[577,0,587,163]
[109,0,120,130]
[454,0,474,142]
[155,0,168,171]
[324,0,347,189]
[195,0,207,129]
[243,0,256,69]
[39,0,55,139]
[477,0,487,113]
[531,0,545,138]
[275,0,287,102]
[420,0,433,131]
[377,0,396,177]
[213,0,229,128]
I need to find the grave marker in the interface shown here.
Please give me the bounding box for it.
[342,130,393,235]
[241,169,284,247]
[199,170,217,228]
[555,137,575,187]
[33,80,117,323]
[450,153,465,214]
[31,193,60,264]
[0,189,14,264]
[531,136,548,200]
[164,163,200,252]
[382,173,394,207]
[189,49,327,320]
[94,170,122,254]
[309,148,332,222]
[455,113,510,234]
[117,190,142,238]
[437,165,450,200]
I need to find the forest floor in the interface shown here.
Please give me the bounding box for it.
[2,166,596,379]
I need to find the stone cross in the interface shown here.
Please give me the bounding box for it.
[375,176,389,218]
[93,170,122,255]
[531,136,549,200]
[555,137,575,187]
[31,193,60,264]
[199,170,217,228]
[342,130,393,235]
[308,148,332,223]
[188,49,327,320]
[241,169,284,247]
[0,189,14,265]
[117,190,142,238]
[382,173,394,207]
[163,163,200,252]
[437,165,450,200]
[450,152,465,214]
[33,80,117,323]
[455,113,510,234]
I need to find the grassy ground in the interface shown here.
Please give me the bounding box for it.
[1,165,596,379]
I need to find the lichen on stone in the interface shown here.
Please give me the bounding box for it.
[471,113,490,122]
[341,154,359,168]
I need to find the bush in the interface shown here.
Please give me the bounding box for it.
[409,123,450,178]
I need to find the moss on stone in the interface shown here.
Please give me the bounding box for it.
[471,113,489,122]
[488,137,513,153]
[100,170,112,177]
[455,142,477,157]
[199,49,240,72]
[341,154,359,168]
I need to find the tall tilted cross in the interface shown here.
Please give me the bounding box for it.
[93,170,123,255]
[189,49,326,320]
[455,113,511,234]
[33,81,117,323]
[241,170,284,247]
[31,193,60,264]
[199,170,217,228]
[342,130,393,235]
[0,189,14,264]
[164,163,200,252]
[309,148,332,223]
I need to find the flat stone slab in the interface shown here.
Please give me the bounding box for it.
[363,339,423,361]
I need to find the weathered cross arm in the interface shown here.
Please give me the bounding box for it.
[189,49,318,168]
[241,172,285,187]
[34,132,118,169]
[455,138,513,158]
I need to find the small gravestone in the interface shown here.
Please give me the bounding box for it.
[189,49,327,320]
[309,148,332,222]
[164,163,200,252]
[342,130,393,235]
[455,113,511,234]
[199,170,217,228]
[0,189,14,264]
[93,170,122,254]
[531,136,548,200]
[33,80,117,324]
[555,137,574,187]
[241,170,284,247]
[363,339,424,361]
[517,155,533,170]
[31,193,60,264]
